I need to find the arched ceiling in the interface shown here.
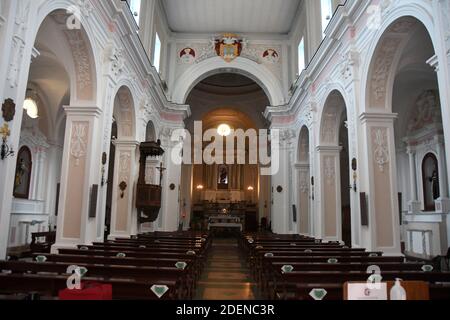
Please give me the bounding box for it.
[185,73,270,132]
[162,0,302,34]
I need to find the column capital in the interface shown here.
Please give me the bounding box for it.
[316,145,342,153]
[113,140,140,148]
[359,112,398,124]
[63,105,102,117]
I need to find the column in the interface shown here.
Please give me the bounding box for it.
[271,129,295,234]
[359,113,401,255]
[295,163,311,236]
[407,148,421,214]
[51,106,103,252]
[159,128,183,232]
[108,140,139,239]
[0,1,39,258]
[316,146,342,242]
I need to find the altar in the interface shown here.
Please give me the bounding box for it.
[208,215,243,231]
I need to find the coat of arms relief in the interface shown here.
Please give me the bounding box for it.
[213,33,243,62]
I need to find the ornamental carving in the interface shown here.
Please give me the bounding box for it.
[65,30,93,99]
[119,151,131,182]
[371,38,399,104]
[321,110,337,143]
[372,128,389,172]
[324,156,335,185]
[299,169,309,194]
[70,122,88,166]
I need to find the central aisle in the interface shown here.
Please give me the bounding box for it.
[195,238,258,300]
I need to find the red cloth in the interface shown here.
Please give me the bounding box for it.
[59,282,112,300]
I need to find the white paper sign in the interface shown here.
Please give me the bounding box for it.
[347,283,388,300]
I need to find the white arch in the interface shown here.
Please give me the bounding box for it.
[111,81,138,141]
[318,86,350,146]
[172,57,285,106]
[361,2,437,113]
[34,0,99,104]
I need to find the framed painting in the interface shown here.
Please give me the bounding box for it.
[13,146,32,199]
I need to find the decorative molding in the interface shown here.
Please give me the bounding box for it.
[299,168,309,194]
[65,30,93,98]
[372,127,389,172]
[324,156,336,185]
[70,122,88,166]
[119,151,131,183]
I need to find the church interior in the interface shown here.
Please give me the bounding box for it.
[0,0,450,302]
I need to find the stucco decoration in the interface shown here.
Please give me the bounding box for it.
[70,122,88,166]
[324,156,336,185]
[372,127,389,173]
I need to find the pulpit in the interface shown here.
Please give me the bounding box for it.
[136,141,164,224]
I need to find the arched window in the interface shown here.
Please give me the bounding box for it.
[13,146,32,199]
[422,153,440,211]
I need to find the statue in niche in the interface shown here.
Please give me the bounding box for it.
[422,153,440,211]
[429,170,440,201]
[218,165,229,189]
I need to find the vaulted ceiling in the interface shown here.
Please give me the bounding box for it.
[161,0,302,34]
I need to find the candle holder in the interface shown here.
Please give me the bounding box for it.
[0,123,14,160]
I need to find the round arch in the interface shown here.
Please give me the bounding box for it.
[297,125,310,164]
[319,89,348,146]
[112,85,137,140]
[33,1,98,104]
[361,3,437,113]
[172,57,285,106]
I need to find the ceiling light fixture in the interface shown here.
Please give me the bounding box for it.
[23,97,39,119]
[217,124,231,137]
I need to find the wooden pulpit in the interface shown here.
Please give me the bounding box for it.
[136,140,164,224]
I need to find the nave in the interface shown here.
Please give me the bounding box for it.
[0,230,450,300]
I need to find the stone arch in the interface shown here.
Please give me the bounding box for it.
[172,57,285,106]
[319,90,347,145]
[112,85,137,140]
[33,2,98,104]
[297,126,310,164]
[363,10,437,113]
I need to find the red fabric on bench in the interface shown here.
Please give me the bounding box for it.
[59,282,112,300]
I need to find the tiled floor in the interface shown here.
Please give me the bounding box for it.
[195,238,259,300]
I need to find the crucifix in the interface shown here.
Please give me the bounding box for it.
[156,162,166,187]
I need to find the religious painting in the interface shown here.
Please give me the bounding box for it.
[179,47,196,64]
[217,164,229,190]
[214,34,243,63]
[2,98,16,122]
[422,153,440,211]
[262,49,279,64]
[13,146,32,199]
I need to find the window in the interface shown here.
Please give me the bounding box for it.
[321,0,333,36]
[153,32,161,73]
[129,0,141,25]
[298,37,305,74]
